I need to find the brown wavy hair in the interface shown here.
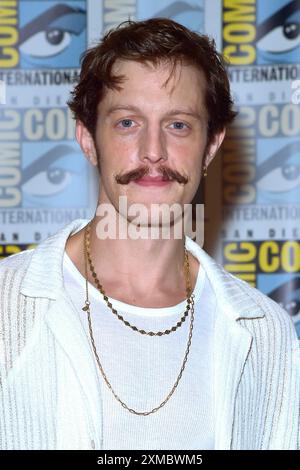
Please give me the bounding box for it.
[67,18,237,143]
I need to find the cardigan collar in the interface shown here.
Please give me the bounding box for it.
[20,218,264,322]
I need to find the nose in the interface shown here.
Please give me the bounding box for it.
[139,124,168,164]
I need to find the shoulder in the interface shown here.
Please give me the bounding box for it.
[0,248,37,338]
[226,268,292,318]
[226,269,299,345]
[0,248,38,376]
[189,237,297,339]
[0,247,37,316]
[0,247,34,267]
[0,248,34,285]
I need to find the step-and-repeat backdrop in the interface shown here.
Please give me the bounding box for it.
[0,0,299,337]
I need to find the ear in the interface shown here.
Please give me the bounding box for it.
[75,120,98,167]
[204,127,226,167]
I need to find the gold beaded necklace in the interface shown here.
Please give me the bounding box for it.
[82,222,196,415]
[83,221,193,336]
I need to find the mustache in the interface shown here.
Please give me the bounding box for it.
[115,166,188,185]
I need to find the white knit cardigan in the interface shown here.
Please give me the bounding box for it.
[0,219,299,450]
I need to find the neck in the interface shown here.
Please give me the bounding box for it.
[65,215,199,307]
[93,215,186,287]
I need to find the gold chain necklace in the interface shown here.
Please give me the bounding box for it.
[84,222,193,336]
[81,222,196,415]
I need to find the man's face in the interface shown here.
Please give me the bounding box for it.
[79,59,219,222]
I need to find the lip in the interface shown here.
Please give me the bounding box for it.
[133,176,173,187]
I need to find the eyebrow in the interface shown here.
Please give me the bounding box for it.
[105,105,203,121]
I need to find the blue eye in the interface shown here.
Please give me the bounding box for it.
[171,122,187,130]
[116,119,189,130]
[119,119,134,128]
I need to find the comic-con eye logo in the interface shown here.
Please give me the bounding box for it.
[222,0,300,65]
[21,142,88,209]
[18,2,86,69]
[256,140,300,204]
[256,0,300,65]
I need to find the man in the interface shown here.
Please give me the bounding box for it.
[0,18,299,450]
